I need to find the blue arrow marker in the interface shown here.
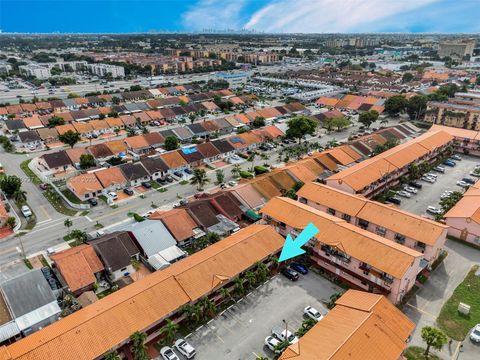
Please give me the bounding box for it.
[278,222,319,262]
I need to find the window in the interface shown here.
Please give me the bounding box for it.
[327,208,336,216]
[299,197,307,204]
[121,267,127,272]
[382,273,394,284]
[416,241,426,249]
[85,193,90,198]
[342,214,351,223]
[395,233,406,244]
[376,226,386,237]
[279,222,286,229]
[358,219,369,229]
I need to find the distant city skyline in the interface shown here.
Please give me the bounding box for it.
[1,0,480,34]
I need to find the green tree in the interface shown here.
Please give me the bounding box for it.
[245,270,257,289]
[190,168,209,191]
[58,130,81,148]
[402,72,414,83]
[79,154,96,169]
[231,164,241,178]
[103,351,121,360]
[255,262,269,283]
[70,229,87,243]
[358,110,379,128]
[160,319,179,345]
[64,218,73,235]
[252,116,266,128]
[421,326,447,357]
[384,95,408,116]
[129,331,149,360]
[215,169,225,185]
[296,318,317,337]
[126,128,137,137]
[0,175,22,197]
[48,115,65,128]
[13,189,27,204]
[439,191,463,212]
[407,95,429,120]
[328,116,351,131]
[327,292,342,309]
[164,136,179,151]
[248,152,257,172]
[233,277,245,298]
[286,116,317,143]
[6,217,16,229]
[219,287,232,303]
[408,163,419,180]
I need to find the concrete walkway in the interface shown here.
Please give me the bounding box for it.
[403,239,480,359]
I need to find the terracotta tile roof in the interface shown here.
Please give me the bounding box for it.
[55,111,74,122]
[316,97,340,107]
[238,132,261,146]
[280,289,415,360]
[234,113,250,124]
[50,245,104,293]
[105,117,124,128]
[94,167,127,188]
[104,140,128,155]
[73,122,94,134]
[119,114,136,126]
[55,124,77,135]
[251,177,282,199]
[89,120,109,131]
[201,101,219,111]
[67,173,103,197]
[143,132,164,146]
[160,151,188,169]
[196,142,220,159]
[87,143,113,159]
[323,147,356,166]
[65,148,88,164]
[21,103,37,112]
[36,128,59,141]
[150,209,198,242]
[312,153,338,170]
[262,197,422,278]
[125,135,149,150]
[429,124,479,140]
[22,115,44,129]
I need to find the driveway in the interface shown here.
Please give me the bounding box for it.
[186,272,341,360]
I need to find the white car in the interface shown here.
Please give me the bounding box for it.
[160,346,180,360]
[456,180,469,188]
[227,180,238,187]
[426,173,438,179]
[265,335,281,353]
[470,171,480,177]
[21,205,32,218]
[107,191,118,200]
[421,175,435,183]
[426,206,442,215]
[470,324,480,343]
[403,186,418,194]
[174,339,196,359]
[396,190,411,198]
[272,328,298,344]
[304,306,324,322]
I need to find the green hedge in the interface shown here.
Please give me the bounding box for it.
[239,171,254,179]
[254,166,269,175]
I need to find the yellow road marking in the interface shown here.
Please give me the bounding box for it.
[406,303,436,318]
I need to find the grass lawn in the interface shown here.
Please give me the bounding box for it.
[61,188,84,205]
[404,346,442,360]
[437,265,480,340]
[179,180,189,185]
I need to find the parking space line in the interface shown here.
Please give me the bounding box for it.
[252,351,262,359]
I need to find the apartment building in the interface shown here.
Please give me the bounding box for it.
[297,182,448,265]
[18,64,50,79]
[280,289,415,360]
[87,64,125,78]
[326,130,454,197]
[0,225,283,360]
[438,40,475,59]
[425,95,480,131]
[261,197,423,304]
[428,124,480,156]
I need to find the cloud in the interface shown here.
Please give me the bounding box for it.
[182,0,250,30]
[243,0,439,33]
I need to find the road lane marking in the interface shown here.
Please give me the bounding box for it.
[85,216,93,222]
[406,303,436,318]
[40,206,51,220]
[0,247,17,256]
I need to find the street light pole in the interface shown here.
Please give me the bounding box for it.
[282,319,288,341]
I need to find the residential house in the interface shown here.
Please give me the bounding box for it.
[65,148,89,169]
[124,135,151,154]
[160,151,189,173]
[279,289,415,360]
[172,127,194,142]
[105,117,125,131]
[72,122,94,138]
[89,231,141,282]
[140,157,169,180]
[143,132,165,149]
[297,182,448,265]
[187,123,209,138]
[22,115,44,130]
[104,139,128,157]
[87,143,114,162]
[94,167,128,193]
[36,128,59,145]
[4,120,26,134]
[178,146,205,167]
[119,162,150,187]
[38,150,74,177]
[261,197,423,304]
[50,245,104,296]
[196,142,221,163]
[211,139,236,158]
[66,173,104,201]
[185,200,240,236]
[18,130,42,149]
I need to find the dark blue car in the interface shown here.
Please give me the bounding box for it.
[290,263,308,274]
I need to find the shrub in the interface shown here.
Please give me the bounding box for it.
[239,171,253,179]
[254,166,269,175]
[133,213,145,222]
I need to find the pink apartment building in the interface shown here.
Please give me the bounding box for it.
[261,197,423,304]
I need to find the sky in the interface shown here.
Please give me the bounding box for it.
[1,0,480,34]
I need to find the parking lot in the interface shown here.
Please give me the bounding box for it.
[185,272,341,360]
[398,155,480,217]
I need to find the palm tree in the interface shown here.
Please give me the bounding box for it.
[192,303,203,324]
[199,296,217,317]
[64,218,72,235]
[195,236,210,251]
[103,351,121,360]
[231,164,241,179]
[13,189,27,204]
[248,152,256,172]
[160,319,179,345]
[255,262,268,283]
[129,331,148,360]
[126,127,137,137]
[245,270,257,289]
[233,277,245,298]
[219,287,232,303]
[190,168,209,191]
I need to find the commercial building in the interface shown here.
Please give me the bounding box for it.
[297,182,448,265]
[438,40,475,59]
[280,289,415,360]
[261,197,423,304]
[215,71,248,88]
[0,225,283,360]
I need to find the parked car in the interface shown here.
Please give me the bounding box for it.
[408,181,423,189]
[470,171,480,177]
[426,173,438,179]
[456,180,469,188]
[88,198,98,206]
[272,327,299,344]
[421,175,435,183]
[426,206,442,215]
[165,175,174,183]
[433,166,445,173]
[451,154,462,161]
[107,191,118,200]
[141,181,152,189]
[462,177,475,184]
[173,171,183,178]
[157,178,166,185]
[39,183,49,190]
[264,335,281,353]
[281,267,299,281]
[304,306,324,322]
[227,180,238,187]
[469,324,480,343]
[396,190,411,198]
[174,339,196,359]
[123,188,134,196]
[220,183,227,189]
[290,263,308,274]
[403,186,418,194]
[184,168,193,175]
[386,196,401,205]
[443,160,456,167]
[160,346,180,360]
[21,205,32,218]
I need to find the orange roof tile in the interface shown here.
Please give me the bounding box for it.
[94,167,127,188]
[125,135,149,150]
[149,209,198,242]
[55,124,77,135]
[160,151,188,169]
[67,173,103,197]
